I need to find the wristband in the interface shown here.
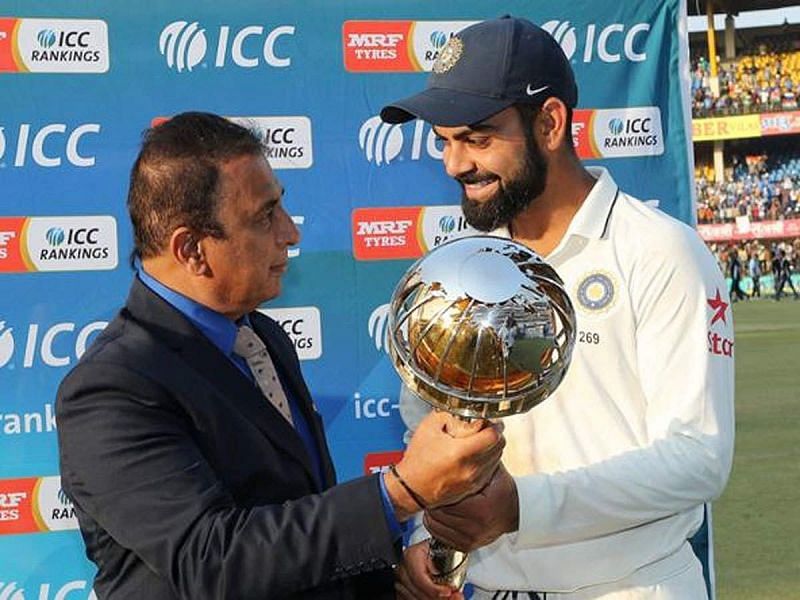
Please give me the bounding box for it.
[388,463,428,510]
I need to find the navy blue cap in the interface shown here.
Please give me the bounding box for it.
[380,16,578,126]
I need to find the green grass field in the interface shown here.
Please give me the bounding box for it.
[715,299,800,599]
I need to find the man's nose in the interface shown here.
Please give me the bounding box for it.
[277,206,300,247]
[443,142,475,180]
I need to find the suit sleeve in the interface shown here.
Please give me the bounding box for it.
[511,228,735,548]
[57,362,400,599]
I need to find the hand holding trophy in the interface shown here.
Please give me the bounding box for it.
[387,236,576,589]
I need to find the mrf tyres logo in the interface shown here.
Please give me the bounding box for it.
[0,122,100,168]
[0,476,78,536]
[342,20,476,72]
[159,20,295,72]
[358,116,442,166]
[0,17,109,73]
[364,450,405,474]
[258,306,322,361]
[352,207,417,260]
[0,230,15,261]
[352,205,476,261]
[540,20,650,63]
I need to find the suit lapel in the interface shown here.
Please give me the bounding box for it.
[125,279,318,488]
[251,315,337,489]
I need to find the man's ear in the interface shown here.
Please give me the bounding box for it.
[170,227,208,275]
[538,97,570,153]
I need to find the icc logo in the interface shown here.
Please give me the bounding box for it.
[541,20,649,63]
[159,20,295,73]
[36,28,91,49]
[0,581,97,600]
[0,123,100,168]
[46,227,66,246]
[439,216,456,234]
[37,29,57,48]
[358,116,442,166]
[0,322,14,367]
[159,21,206,72]
[430,31,447,49]
[367,303,391,352]
[608,116,652,135]
[0,319,108,369]
[0,582,25,600]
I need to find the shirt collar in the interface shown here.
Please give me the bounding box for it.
[136,266,239,357]
[564,166,619,240]
[489,167,619,242]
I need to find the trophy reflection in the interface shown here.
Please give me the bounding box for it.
[387,236,576,589]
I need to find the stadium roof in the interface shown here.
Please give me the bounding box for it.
[689,1,794,16]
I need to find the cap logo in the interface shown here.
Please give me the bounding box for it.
[432,36,463,74]
[526,84,549,96]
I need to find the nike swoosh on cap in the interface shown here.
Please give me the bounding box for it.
[526,84,549,96]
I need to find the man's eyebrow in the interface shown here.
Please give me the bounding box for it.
[433,122,499,141]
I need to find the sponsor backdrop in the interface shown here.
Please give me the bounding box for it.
[0,0,694,594]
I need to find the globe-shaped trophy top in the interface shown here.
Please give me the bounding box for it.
[387,236,576,419]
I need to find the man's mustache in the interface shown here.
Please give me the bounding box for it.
[457,172,499,185]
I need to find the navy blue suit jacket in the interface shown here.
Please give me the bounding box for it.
[56,279,399,599]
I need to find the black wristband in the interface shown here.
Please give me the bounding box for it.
[388,463,428,510]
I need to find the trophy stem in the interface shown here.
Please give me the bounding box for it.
[429,538,469,589]
[428,413,477,590]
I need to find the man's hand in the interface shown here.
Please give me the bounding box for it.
[386,412,504,519]
[395,541,463,600]
[424,464,519,552]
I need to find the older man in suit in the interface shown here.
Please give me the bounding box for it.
[56,112,504,599]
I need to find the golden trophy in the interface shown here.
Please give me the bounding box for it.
[387,236,576,589]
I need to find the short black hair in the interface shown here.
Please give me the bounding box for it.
[127,112,266,260]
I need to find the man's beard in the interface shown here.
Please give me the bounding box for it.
[459,135,548,232]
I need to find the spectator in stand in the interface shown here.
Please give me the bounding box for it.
[695,152,800,224]
[691,45,800,117]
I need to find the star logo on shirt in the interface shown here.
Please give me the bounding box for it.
[707,289,729,326]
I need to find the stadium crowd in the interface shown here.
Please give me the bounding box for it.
[696,151,800,224]
[691,45,800,117]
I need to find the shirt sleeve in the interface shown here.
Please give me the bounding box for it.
[379,472,408,541]
[512,227,735,549]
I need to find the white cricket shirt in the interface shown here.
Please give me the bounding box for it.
[433,168,735,592]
